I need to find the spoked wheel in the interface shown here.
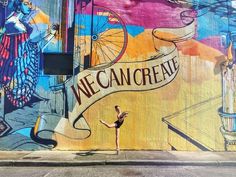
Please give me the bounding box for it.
[90,5,128,69]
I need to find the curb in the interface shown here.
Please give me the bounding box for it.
[1,160,236,167]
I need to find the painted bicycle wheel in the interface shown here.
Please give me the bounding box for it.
[90,5,128,69]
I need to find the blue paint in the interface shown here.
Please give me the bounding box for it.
[30,23,48,41]
[75,14,92,36]
[196,12,228,40]
[43,40,62,53]
[13,128,32,138]
[37,76,50,91]
[126,25,144,37]
[75,14,144,37]
[194,0,236,41]
[20,1,32,15]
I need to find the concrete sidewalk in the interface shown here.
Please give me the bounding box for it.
[1,151,236,166]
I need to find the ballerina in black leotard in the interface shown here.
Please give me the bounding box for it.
[100,105,128,155]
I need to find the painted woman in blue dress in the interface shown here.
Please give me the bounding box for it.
[0,0,58,108]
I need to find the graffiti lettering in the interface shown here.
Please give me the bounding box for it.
[97,57,178,88]
[110,69,121,87]
[96,70,109,89]
[120,68,131,86]
[133,69,142,86]
[72,56,179,106]
[71,74,100,105]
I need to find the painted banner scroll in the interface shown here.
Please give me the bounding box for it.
[34,9,195,146]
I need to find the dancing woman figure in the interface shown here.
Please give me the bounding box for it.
[0,0,58,107]
[100,105,128,155]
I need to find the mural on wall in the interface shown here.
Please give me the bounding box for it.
[0,0,235,151]
[162,0,236,151]
[0,0,74,149]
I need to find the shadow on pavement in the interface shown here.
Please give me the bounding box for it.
[74,150,117,156]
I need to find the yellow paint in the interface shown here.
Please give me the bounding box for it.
[227,42,233,61]
[34,116,41,135]
[54,29,226,151]
[122,30,157,61]
[153,31,178,41]
[30,10,50,25]
[168,130,200,151]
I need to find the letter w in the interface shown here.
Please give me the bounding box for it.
[71,79,92,105]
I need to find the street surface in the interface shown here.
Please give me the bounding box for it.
[0,165,235,177]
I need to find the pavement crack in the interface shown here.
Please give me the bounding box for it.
[43,172,51,177]
[43,167,57,177]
